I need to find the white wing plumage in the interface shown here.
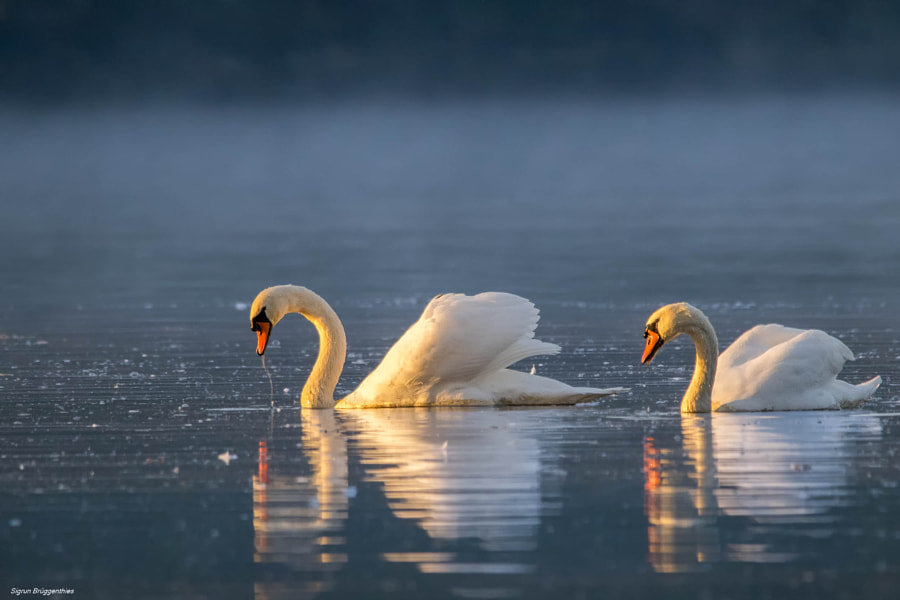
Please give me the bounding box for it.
[398,292,559,383]
[717,324,812,371]
[338,292,625,407]
[714,326,880,411]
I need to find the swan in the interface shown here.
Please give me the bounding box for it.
[640,302,881,412]
[250,285,627,408]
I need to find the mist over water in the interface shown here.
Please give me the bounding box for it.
[2,95,899,310]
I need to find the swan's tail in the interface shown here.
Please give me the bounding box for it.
[538,386,630,406]
[574,386,630,397]
[839,375,882,409]
[490,384,630,406]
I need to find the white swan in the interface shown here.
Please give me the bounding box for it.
[640,302,881,412]
[250,285,627,408]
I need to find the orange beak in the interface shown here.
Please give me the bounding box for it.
[255,321,271,356]
[641,330,663,365]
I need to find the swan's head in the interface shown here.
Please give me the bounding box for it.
[641,302,709,364]
[249,285,305,355]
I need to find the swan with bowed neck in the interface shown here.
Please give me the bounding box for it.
[250,285,627,408]
[640,303,881,413]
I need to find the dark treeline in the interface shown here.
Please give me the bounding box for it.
[2,0,900,102]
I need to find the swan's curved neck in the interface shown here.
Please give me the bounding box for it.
[285,289,347,408]
[681,317,718,413]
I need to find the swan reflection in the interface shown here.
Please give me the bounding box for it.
[644,411,883,572]
[253,410,349,598]
[644,416,720,572]
[253,407,554,589]
[341,409,544,557]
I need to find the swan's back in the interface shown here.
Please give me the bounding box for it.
[713,326,879,411]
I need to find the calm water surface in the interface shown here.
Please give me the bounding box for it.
[1,97,900,598]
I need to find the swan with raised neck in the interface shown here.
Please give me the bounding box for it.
[249,285,627,409]
[641,302,881,413]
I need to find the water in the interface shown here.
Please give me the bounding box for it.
[1,96,900,598]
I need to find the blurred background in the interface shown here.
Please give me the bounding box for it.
[3,4,900,599]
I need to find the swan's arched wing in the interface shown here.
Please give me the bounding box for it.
[352,292,560,397]
[752,329,853,387]
[384,292,559,382]
[717,324,810,370]
[715,329,855,408]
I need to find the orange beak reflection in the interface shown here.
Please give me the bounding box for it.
[255,321,271,356]
[641,330,663,365]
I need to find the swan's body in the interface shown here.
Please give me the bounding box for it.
[250,285,626,408]
[641,303,881,413]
